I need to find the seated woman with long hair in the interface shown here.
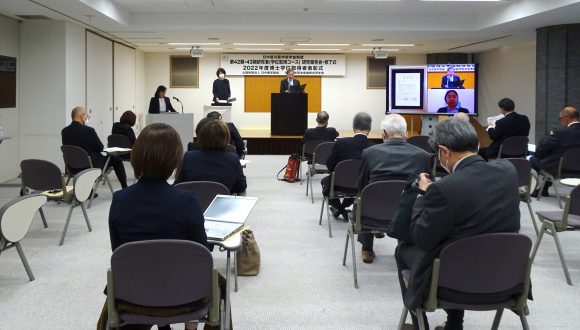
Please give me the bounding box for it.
[175,120,247,194]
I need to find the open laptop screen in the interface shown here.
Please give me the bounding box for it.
[204,195,258,223]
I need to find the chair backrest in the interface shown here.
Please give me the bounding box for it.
[312,142,335,166]
[225,144,237,155]
[333,159,362,189]
[499,136,528,158]
[505,158,532,188]
[107,134,133,148]
[0,195,47,243]
[437,233,531,295]
[303,139,328,156]
[408,136,433,153]
[359,180,406,221]
[175,181,230,212]
[73,169,102,202]
[568,185,580,216]
[561,147,580,173]
[61,145,93,169]
[111,240,213,307]
[20,159,64,192]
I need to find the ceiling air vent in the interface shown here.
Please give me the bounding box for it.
[16,15,52,20]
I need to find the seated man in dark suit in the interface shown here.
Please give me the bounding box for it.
[321,112,375,220]
[61,106,127,189]
[302,111,339,160]
[393,118,521,330]
[478,98,530,160]
[357,114,431,264]
[531,106,580,197]
[206,111,245,158]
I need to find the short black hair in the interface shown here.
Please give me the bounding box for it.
[206,111,222,120]
[286,69,294,74]
[498,98,515,112]
[353,112,372,131]
[216,68,226,76]
[154,85,167,98]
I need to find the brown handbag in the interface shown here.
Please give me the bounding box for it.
[236,229,260,276]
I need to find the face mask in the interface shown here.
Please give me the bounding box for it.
[218,73,225,79]
[439,148,450,173]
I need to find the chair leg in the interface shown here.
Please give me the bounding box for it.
[310,176,314,203]
[351,229,358,289]
[342,229,350,266]
[80,202,92,232]
[530,222,546,262]
[87,180,100,209]
[526,201,539,236]
[105,175,114,194]
[416,308,426,330]
[60,201,76,246]
[553,181,563,209]
[398,307,409,330]
[520,310,530,330]
[38,207,48,228]
[549,223,573,285]
[537,175,547,201]
[319,197,326,226]
[305,171,310,196]
[234,252,238,293]
[15,242,35,281]
[491,309,504,330]
[327,199,332,238]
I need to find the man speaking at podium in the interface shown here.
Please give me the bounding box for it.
[280,69,301,93]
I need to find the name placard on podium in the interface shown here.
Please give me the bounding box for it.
[203,105,232,123]
[146,113,194,152]
[271,93,308,136]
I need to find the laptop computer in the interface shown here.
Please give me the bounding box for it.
[204,195,258,241]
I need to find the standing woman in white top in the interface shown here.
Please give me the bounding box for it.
[148,85,177,114]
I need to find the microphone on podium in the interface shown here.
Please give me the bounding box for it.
[173,96,181,102]
[172,96,184,114]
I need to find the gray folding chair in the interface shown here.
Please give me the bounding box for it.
[107,134,133,148]
[343,180,406,288]
[319,159,361,238]
[407,136,433,153]
[506,158,539,236]
[0,194,47,281]
[537,147,580,208]
[107,240,222,330]
[531,184,580,285]
[299,139,328,184]
[498,136,529,158]
[59,168,101,246]
[20,159,72,229]
[306,142,334,203]
[398,233,532,330]
[61,145,114,208]
[175,181,230,212]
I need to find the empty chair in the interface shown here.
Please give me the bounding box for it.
[531,185,580,285]
[61,145,114,208]
[407,136,433,153]
[319,159,361,238]
[59,168,101,246]
[498,136,529,159]
[537,147,580,208]
[107,240,222,329]
[20,159,72,228]
[175,181,230,212]
[107,134,133,149]
[398,233,532,330]
[343,180,406,288]
[306,142,335,203]
[505,158,539,235]
[299,139,329,184]
[0,194,47,281]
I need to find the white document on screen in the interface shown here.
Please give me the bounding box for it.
[395,73,421,107]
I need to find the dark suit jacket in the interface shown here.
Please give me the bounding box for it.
[487,112,530,154]
[175,150,247,194]
[112,122,136,145]
[532,122,580,175]
[227,122,245,158]
[148,97,176,114]
[437,107,469,114]
[303,126,339,143]
[108,178,209,252]
[440,75,462,89]
[358,138,432,192]
[61,121,106,168]
[400,156,520,308]
[213,78,231,102]
[325,134,375,172]
[280,79,301,93]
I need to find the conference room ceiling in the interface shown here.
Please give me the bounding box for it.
[1,0,580,54]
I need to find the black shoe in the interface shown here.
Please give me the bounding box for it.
[374,233,385,239]
[329,205,341,219]
[530,188,550,198]
[340,211,350,222]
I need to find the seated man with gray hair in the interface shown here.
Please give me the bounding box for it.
[356,114,431,264]
[321,112,375,220]
[393,118,521,330]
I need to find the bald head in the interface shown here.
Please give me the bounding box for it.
[71,106,87,124]
[560,106,579,127]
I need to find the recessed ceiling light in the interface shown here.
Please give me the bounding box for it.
[297,43,349,46]
[293,48,341,51]
[167,42,220,46]
[422,0,501,1]
[362,43,414,47]
[352,48,399,52]
[234,48,283,51]
[233,43,285,46]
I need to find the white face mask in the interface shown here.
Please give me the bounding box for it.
[439,148,451,173]
[218,73,225,79]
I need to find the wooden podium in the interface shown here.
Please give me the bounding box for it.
[271,93,308,136]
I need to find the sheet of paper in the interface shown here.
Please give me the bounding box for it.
[395,73,421,107]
